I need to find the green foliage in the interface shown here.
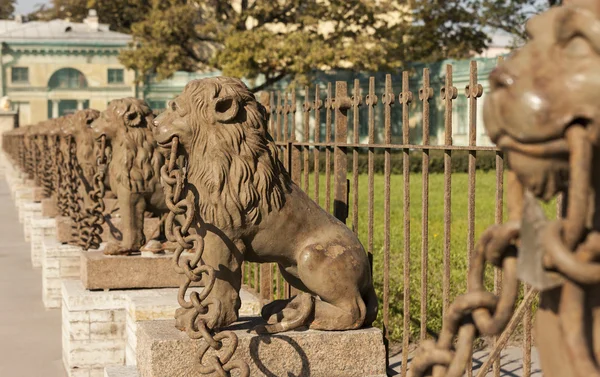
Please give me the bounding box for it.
[27,0,150,33]
[31,0,558,90]
[0,0,15,19]
[306,149,502,174]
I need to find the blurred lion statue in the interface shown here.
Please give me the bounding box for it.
[91,98,167,255]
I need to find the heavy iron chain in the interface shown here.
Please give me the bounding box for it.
[408,222,520,377]
[41,135,54,198]
[79,135,108,250]
[410,126,600,377]
[18,135,25,174]
[25,135,34,179]
[65,135,84,242]
[160,137,249,377]
[57,136,70,217]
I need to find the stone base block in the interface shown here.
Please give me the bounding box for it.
[33,186,46,202]
[15,187,33,222]
[125,287,260,366]
[42,196,59,218]
[137,318,387,377]
[105,366,138,377]
[81,251,203,290]
[61,280,261,376]
[30,217,56,268]
[56,216,160,246]
[42,239,86,308]
[22,201,42,242]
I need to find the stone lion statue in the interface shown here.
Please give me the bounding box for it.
[71,109,101,194]
[484,1,600,376]
[91,98,167,255]
[152,77,378,332]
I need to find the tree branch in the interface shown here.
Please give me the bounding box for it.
[250,72,288,93]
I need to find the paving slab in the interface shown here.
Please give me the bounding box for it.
[0,178,67,377]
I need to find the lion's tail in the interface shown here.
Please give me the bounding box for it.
[363,284,379,327]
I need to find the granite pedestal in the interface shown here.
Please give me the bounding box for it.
[22,201,42,242]
[30,216,56,268]
[41,238,90,308]
[81,251,201,290]
[62,280,261,377]
[135,319,387,377]
[42,196,59,218]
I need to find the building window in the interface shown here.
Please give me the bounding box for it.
[108,69,124,84]
[48,68,87,89]
[11,67,28,84]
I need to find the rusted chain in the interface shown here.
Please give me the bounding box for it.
[409,224,519,377]
[79,135,108,250]
[160,137,249,377]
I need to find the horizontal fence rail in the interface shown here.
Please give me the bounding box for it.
[240,60,544,377]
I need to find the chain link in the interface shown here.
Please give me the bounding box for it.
[79,135,108,250]
[160,137,249,377]
[409,223,520,377]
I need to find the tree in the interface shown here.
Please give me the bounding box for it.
[120,0,404,91]
[474,0,557,44]
[28,0,150,33]
[0,0,15,19]
[31,0,559,91]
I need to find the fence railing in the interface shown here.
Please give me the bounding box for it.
[241,60,550,377]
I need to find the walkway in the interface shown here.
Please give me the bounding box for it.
[0,178,66,377]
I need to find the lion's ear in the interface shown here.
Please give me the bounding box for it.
[124,110,142,127]
[212,96,239,123]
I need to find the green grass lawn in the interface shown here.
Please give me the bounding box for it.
[245,171,557,343]
[312,171,556,342]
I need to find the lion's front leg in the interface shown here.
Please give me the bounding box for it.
[104,190,146,255]
[174,233,244,331]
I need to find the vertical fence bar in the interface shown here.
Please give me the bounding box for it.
[314,87,322,204]
[419,68,432,342]
[494,152,505,377]
[334,81,349,223]
[269,91,275,137]
[493,56,505,377]
[283,92,291,172]
[466,59,482,377]
[400,71,412,377]
[382,74,394,365]
[290,90,301,185]
[325,83,333,213]
[276,92,282,144]
[352,79,361,235]
[303,86,311,194]
[523,283,532,377]
[290,90,300,299]
[441,65,456,317]
[366,78,377,273]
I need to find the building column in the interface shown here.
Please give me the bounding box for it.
[77,100,84,110]
[51,100,59,118]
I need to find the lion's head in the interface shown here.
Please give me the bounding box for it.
[92,98,161,192]
[152,76,290,229]
[484,0,600,200]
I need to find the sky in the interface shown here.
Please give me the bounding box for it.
[15,0,48,15]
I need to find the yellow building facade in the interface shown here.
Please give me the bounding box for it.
[0,11,136,125]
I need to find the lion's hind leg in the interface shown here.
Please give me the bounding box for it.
[255,293,314,334]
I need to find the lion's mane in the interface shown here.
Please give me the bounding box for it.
[182,77,291,229]
[72,109,100,187]
[109,98,162,193]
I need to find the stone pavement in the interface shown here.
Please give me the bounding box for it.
[389,346,543,376]
[0,178,66,377]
